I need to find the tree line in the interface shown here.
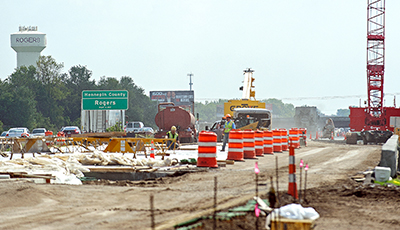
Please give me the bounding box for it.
[1,55,345,134]
[0,56,157,133]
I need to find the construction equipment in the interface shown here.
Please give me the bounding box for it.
[206,108,271,141]
[206,68,271,140]
[349,0,400,132]
[154,102,196,143]
[223,68,266,117]
[294,106,320,134]
[360,130,392,145]
[233,108,271,130]
[321,118,335,138]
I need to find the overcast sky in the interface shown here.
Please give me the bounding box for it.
[2,1,400,115]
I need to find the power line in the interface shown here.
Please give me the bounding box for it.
[195,92,400,102]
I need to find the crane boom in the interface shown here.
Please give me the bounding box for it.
[366,0,385,126]
[242,68,255,100]
[349,0,400,132]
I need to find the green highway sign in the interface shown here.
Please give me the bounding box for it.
[82,90,129,110]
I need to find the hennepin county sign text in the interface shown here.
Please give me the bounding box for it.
[82,90,128,110]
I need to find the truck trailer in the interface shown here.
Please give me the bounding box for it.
[154,103,196,143]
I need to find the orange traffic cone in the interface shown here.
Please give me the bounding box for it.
[150,140,155,158]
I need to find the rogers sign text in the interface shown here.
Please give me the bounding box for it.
[15,37,41,43]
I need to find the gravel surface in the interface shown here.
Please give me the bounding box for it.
[0,140,397,230]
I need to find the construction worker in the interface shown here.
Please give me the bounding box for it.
[166,126,179,150]
[221,114,236,151]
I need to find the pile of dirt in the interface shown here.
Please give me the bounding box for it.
[306,179,400,229]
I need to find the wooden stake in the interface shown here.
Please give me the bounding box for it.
[150,194,155,230]
[275,156,280,207]
[256,173,258,198]
[275,156,281,227]
[213,176,217,230]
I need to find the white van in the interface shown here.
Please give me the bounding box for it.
[125,121,144,133]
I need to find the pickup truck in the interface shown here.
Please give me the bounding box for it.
[206,108,271,141]
[205,120,225,142]
[125,121,144,133]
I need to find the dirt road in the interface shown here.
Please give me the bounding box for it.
[0,140,395,229]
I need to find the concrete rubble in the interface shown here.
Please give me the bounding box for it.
[0,150,181,185]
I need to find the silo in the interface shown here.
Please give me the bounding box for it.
[10,26,47,68]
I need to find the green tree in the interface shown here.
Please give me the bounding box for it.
[97,76,158,128]
[63,65,96,126]
[97,76,120,90]
[119,76,157,128]
[261,98,295,118]
[35,55,68,129]
[336,109,350,117]
[195,100,225,122]
[0,66,39,129]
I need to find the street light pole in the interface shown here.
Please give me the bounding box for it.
[187,73,193,91]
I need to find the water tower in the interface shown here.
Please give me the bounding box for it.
[10,26,46,68]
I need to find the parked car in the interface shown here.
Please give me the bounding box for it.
[31,128,47,137]
[125,121,144,133]
[60,126,81,137]
[136,127,154,137]
[1,131,8,137]
[6,127,30,137]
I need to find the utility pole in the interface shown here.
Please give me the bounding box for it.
[187,72,193,91]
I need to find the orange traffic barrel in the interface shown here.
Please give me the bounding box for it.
[255,130,264,156]
[299,128,307,146]
[243,130,256,159]
[280,129,288,151]
[57,131,65,137]
[227,129,244,161]
[289,128,300,149]
[197,131,218,168]
[56,131,66,145]
[45,131,53,146]
[273,129,282,153]
[56,137,66,146]
[289,128,297,148]
[263,130,273,154]
[45,131,53,136]
[295,128,301,148]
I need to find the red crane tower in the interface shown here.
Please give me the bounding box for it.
[349,0,400,131]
